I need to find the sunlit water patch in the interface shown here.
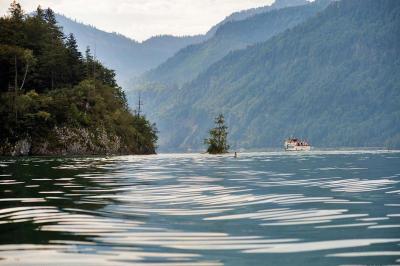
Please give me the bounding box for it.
[0,150,399,265]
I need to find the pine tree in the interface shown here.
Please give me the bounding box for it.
[65,33,81,60]
[9,0,23,21]
[6,0,24,47]
[204,114,230,154]
[65,33,84,84]
[35,6,45,21]
[44,8,56,23]
[84,46,93,79]
[44,8,65,89]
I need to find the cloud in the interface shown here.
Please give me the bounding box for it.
[0,0,273,41]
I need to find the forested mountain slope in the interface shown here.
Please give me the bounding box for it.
[145,0,400,151]
[137,0,330,88]
[205,0,308,39]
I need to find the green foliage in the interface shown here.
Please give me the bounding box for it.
[0,80,158,154]
[204,114,230,154]
[0,1,157,155]
[137,0,400,151]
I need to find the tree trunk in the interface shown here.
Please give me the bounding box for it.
[14,55,18,123]
[19,62,29,91]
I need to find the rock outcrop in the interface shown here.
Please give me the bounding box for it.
[0,126,154,156]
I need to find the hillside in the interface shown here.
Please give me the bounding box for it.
[56,14,205,86]
[135,0,328,89]
[205,0,308,39]
[141,0,400,151]
[55,0,309,88]
[0,3,157,155]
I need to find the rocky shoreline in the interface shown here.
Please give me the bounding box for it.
[0,126,155,156]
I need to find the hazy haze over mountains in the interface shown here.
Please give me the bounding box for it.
[56,14,205,86]
[55,0,307,87]
[136,0,321,88]
[205,0,309,39]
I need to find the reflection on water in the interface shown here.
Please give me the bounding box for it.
[0,151,400,265]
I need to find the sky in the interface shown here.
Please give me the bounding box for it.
[0,0,274,42]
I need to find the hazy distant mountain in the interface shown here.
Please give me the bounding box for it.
[135,0,328,89]
[56,0,309,87]
[138,0,400,151]
[206,0,309,38]
[56,14,205,86]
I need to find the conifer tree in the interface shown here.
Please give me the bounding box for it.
[9,0,23,21]
[66,33,81,60]
[44,8,56,23]
[204,114,230,154]
[65,33,83,84]
[35,6,45,20]
[85,46,93,79]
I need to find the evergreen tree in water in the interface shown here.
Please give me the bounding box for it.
[204,114,229,154]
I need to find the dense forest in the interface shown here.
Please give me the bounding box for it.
[0,1,157,156]
[134,0,400,151]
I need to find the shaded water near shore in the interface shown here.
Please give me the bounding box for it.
[0,151,399,265]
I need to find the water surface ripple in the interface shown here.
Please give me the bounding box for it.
[0,151,399,265]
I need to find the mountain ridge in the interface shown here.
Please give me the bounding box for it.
[134,0,318,88]
[54,0,309,87]
[55,14,206,86]
[139,0,400,151]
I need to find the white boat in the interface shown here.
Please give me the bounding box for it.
[284,138,311,151]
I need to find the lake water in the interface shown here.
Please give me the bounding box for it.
[0,151,399,265]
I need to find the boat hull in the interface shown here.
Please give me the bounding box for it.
[284,145,311,151]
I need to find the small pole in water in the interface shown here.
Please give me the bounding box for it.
[234,152,237,158]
